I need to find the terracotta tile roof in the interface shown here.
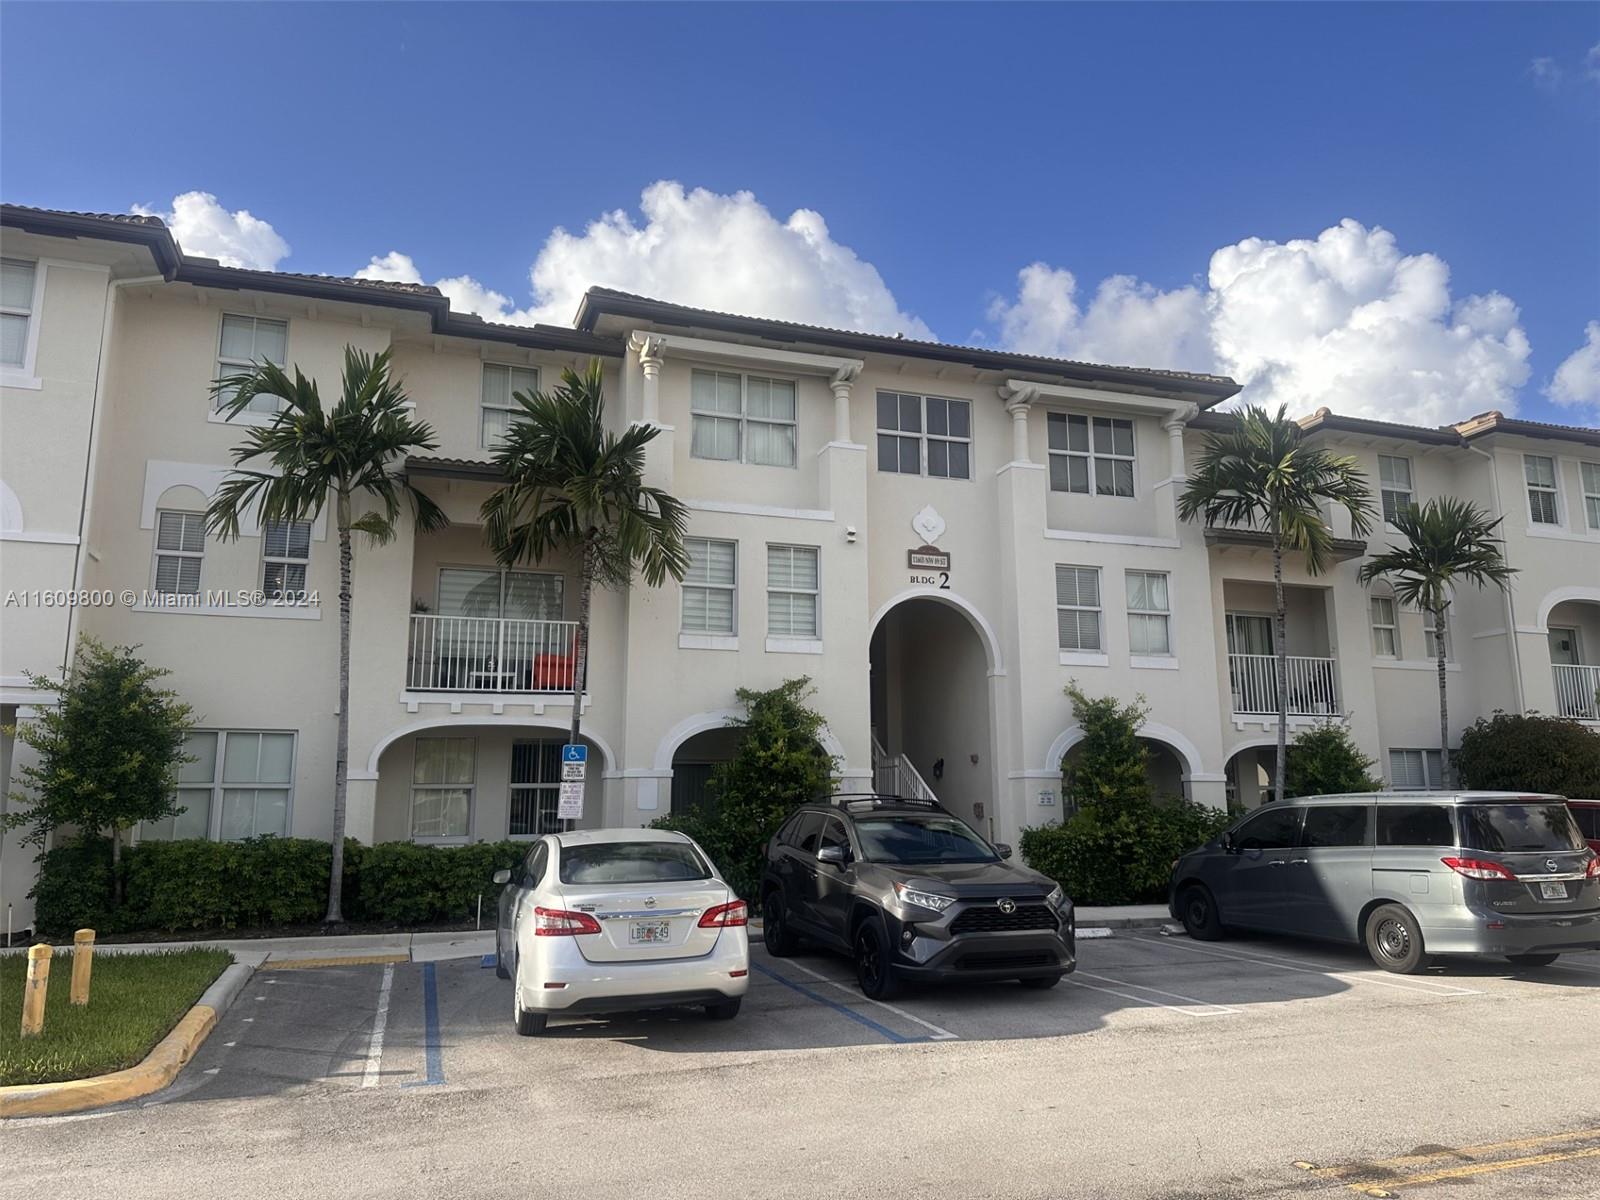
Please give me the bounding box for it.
[2,203,168,228]
[575,286,1242,398]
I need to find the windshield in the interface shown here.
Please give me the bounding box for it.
[852,815,998,864]
[559,841,711,885]
[1457,804,1586,853]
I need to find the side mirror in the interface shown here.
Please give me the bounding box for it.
[1220,832,1236,854]
[816,844,847,866]
[492,869,511,885]
[995,842,1013,860]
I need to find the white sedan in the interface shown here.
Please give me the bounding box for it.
[493,828,750,1035]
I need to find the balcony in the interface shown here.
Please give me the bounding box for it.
[1553,664,1600,722]
[1228,653,1340,716]
[407,613,579,693]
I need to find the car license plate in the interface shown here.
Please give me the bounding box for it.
[630,920,671,944]
[1540,881,1567,900]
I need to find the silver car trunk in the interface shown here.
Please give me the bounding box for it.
[560,880,732,964]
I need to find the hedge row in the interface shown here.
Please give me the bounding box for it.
[31,836,527,937]
[1019,801,1230,907]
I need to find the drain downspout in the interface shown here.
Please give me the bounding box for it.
[1467,443,1525,714]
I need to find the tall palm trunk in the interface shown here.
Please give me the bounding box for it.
[1434,606,1450,789]
[565,536,595,830]
[326,490,352,925]
[1271,519,1288,804]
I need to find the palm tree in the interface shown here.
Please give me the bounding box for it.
[1358,497,1516,788]
[207,347,447,925]
[481,362,689,805]
[1178,405,1375,804]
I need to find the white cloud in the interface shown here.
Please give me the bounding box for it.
[987,219,1532,426]
[1547,321,1600,420]
[1588,42,1600,83]
[132,191,289,270]
[356,181,932,336]
[1531,56,1565,91]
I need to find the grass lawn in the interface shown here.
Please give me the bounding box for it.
[0,948,230,1086]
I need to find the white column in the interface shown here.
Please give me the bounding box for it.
[629,333,666,425]
[1164,411,1190,480]
[1008,401,1031,464]
[830,365,860,443]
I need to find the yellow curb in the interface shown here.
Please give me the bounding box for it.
[262,953,409,970]
[0,1003,218,1119]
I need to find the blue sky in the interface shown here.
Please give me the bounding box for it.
[3,2,1597,426]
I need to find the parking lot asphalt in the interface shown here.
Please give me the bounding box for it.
[7,931,1599,1199]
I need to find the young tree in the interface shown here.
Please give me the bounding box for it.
[1178,405,1374,805]
[1284,723,1383,798]
[655,677,838,900]
[3,640,193,905]
[1358,497,1516,787]
[1061,681,1153,812]
[207,347,447,925]
[481,362,689,775]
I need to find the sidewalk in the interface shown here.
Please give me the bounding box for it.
[1,929,497,967]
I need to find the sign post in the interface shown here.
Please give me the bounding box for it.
[559,744,588,826]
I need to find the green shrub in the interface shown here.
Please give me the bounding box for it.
[1020,801,1230,906]
[1456,711,1600,798]
[31,837,119,936]
[654,677,837,899]
[30,835,523,937]
[1285,723,1383,798]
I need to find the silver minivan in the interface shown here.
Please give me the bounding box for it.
[1169,792,1600,973]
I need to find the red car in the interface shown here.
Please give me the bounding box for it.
[1570,800,1600,854]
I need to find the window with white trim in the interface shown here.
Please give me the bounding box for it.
[1525,454,1559,525]
[1055,565,1103,651]
[262,520,312,599]
[1369,595,1399,658]
[509,740,562,837]
[1582,462,1600,531]
[1,258,37,369]
[875,392,971,479]
[153,510,206,595]
[1047,413,1135,497]
[142,730,295,841]
[690,370,797,467]
[1414,603,1451,660]
[1389,748,1443,791]
[1378,454,1414,523]
[411,736,474,839]
[682,537,737,634]
[481,363,539,449]
[767,544,819,639]
[215,314,287,414]
[1124,570,1170,655]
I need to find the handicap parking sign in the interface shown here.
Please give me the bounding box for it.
[562,744,587,764]
[561,743,588,782]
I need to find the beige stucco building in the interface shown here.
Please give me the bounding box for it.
[3,205,1598,931]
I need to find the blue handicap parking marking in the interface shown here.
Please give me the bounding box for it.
[481,953,498,969]
[750,961,926,1045]
[402,962,446,1088]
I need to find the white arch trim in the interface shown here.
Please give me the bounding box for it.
[869,586,1006,675]
[365,715,619,776]
[1535,585,1600,631]
[652,708,847,772]
[141,460,328,540]
[1044,721,1207,778]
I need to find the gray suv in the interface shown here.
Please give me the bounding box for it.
[1169,792,1600,973]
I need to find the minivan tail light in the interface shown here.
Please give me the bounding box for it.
[698,900,748,928]
[1441,857,1516,882]
[533,906,602,936]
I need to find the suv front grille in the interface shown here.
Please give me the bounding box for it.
[955,951,1056,971]
[950,903,1058,934]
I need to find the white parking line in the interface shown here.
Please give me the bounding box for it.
[1074,970,1243,1015]
[361,962,395,1089]
[1063,975,1235,1017]
[778,959,960,1040]
[1140,934,1484,996]
[1548,960,1600,977]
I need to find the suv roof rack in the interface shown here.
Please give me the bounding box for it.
[822,793,945,811]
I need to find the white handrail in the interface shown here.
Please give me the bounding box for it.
[407,613,580,693]
[1553,664,1600,721]
[1228,653,1340,716]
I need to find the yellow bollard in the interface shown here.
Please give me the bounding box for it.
[71,929,95,1006]
[21,944,52,1038]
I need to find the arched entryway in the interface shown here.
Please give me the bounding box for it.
[1045,723,1205,813]
[1223,741,1280,813]
[869,592,998,832]
[1543,594,1600,721]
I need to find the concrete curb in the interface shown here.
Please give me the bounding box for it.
[0,959,254,1119]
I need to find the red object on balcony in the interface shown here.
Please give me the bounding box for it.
[534,654,576,691]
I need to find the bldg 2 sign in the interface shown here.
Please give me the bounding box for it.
[907,505,951,588]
